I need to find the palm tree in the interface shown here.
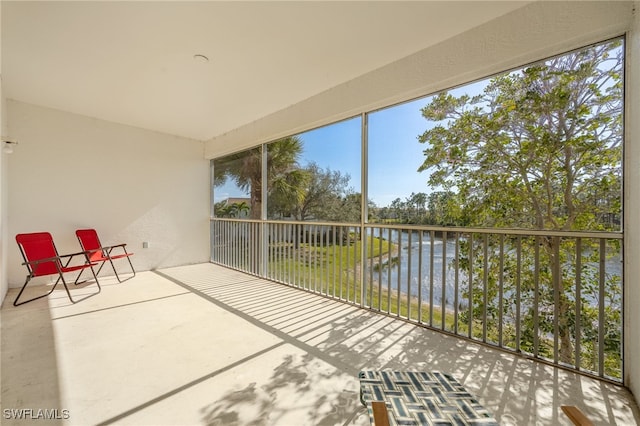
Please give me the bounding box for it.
[233,201,250,218]
[214,136,304,219]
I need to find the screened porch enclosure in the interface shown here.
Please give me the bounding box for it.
[211,38,626,387]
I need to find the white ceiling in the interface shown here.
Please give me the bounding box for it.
[1,1,531,141]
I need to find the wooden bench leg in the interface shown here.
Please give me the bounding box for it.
[561,405,594,426]
[371,401,390,426]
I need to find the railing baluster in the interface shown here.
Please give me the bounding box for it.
[349,225,353,301]
[314,225,319,293]
[599,238,606,377]
[332,225,337,298]
[223,221,227,266]
[318,225,322,293]
[483,234,488,343]
[305,225,310,290]
[229,221,232,267]
[313,225,316,288]
[248,221,252,273]
[249,222,254,273]
[553,236,560,365]
[227,221,232,268]
[498,234,504,347]
[274,223,278,281]
[324,226,328,297]
[534,236,540,358]
[442,232,447,331]
[468,233,474,339]
[271,223,275,280]
[280,223,284,282]
[246,221,249,272]
[356,226,359,303]
[241,221,246,271]
[387,228,392,314]
[339,227,344,300]
[231,221,235,269]
[396,229,402,316]
[241,221,245,271]
[313,224,318,291]
[323,225,328,296]
[516,236,522,354]
[575,238,582,371]
[299,223,304,288]
[281,224,286,283]
[298,224,303,288]
[378,227,383,311]
[279,224,283,282]
[293,224,298,287]
[281,223,285,282]
[369,228,374,307]
[357,226,361,304]
[454,232,459,334]
[418,230,423,324]
[407,230,412,320]
[233,221,236,268]
[429,230,435,327]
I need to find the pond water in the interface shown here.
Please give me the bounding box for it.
[366,229,622,310]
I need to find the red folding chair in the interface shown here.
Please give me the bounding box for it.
[76,229,135,282]
[14,232,101,306]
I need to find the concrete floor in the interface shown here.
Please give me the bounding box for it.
[1,263,638,426]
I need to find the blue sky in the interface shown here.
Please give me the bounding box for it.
[295,81,486,206]
[368,99,436,206]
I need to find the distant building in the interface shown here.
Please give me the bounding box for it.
[223,197,251,207]
[219,197,251,218]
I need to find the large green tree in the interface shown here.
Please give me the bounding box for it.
[288,162,351,221]
[418,40,623,370]
[419,42,622,231]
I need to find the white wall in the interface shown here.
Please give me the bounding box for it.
[0,88,7,303]
[0,1,8,303]
[3,100,210,290]
[625,0,640,403]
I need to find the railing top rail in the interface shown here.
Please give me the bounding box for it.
[212,217,263,224]
[363,223,623,240]
[211,218,622,240]
[212,217,361,227]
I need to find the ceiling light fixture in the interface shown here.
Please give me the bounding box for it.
[193,54,209,63]
[2,140,18,154]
